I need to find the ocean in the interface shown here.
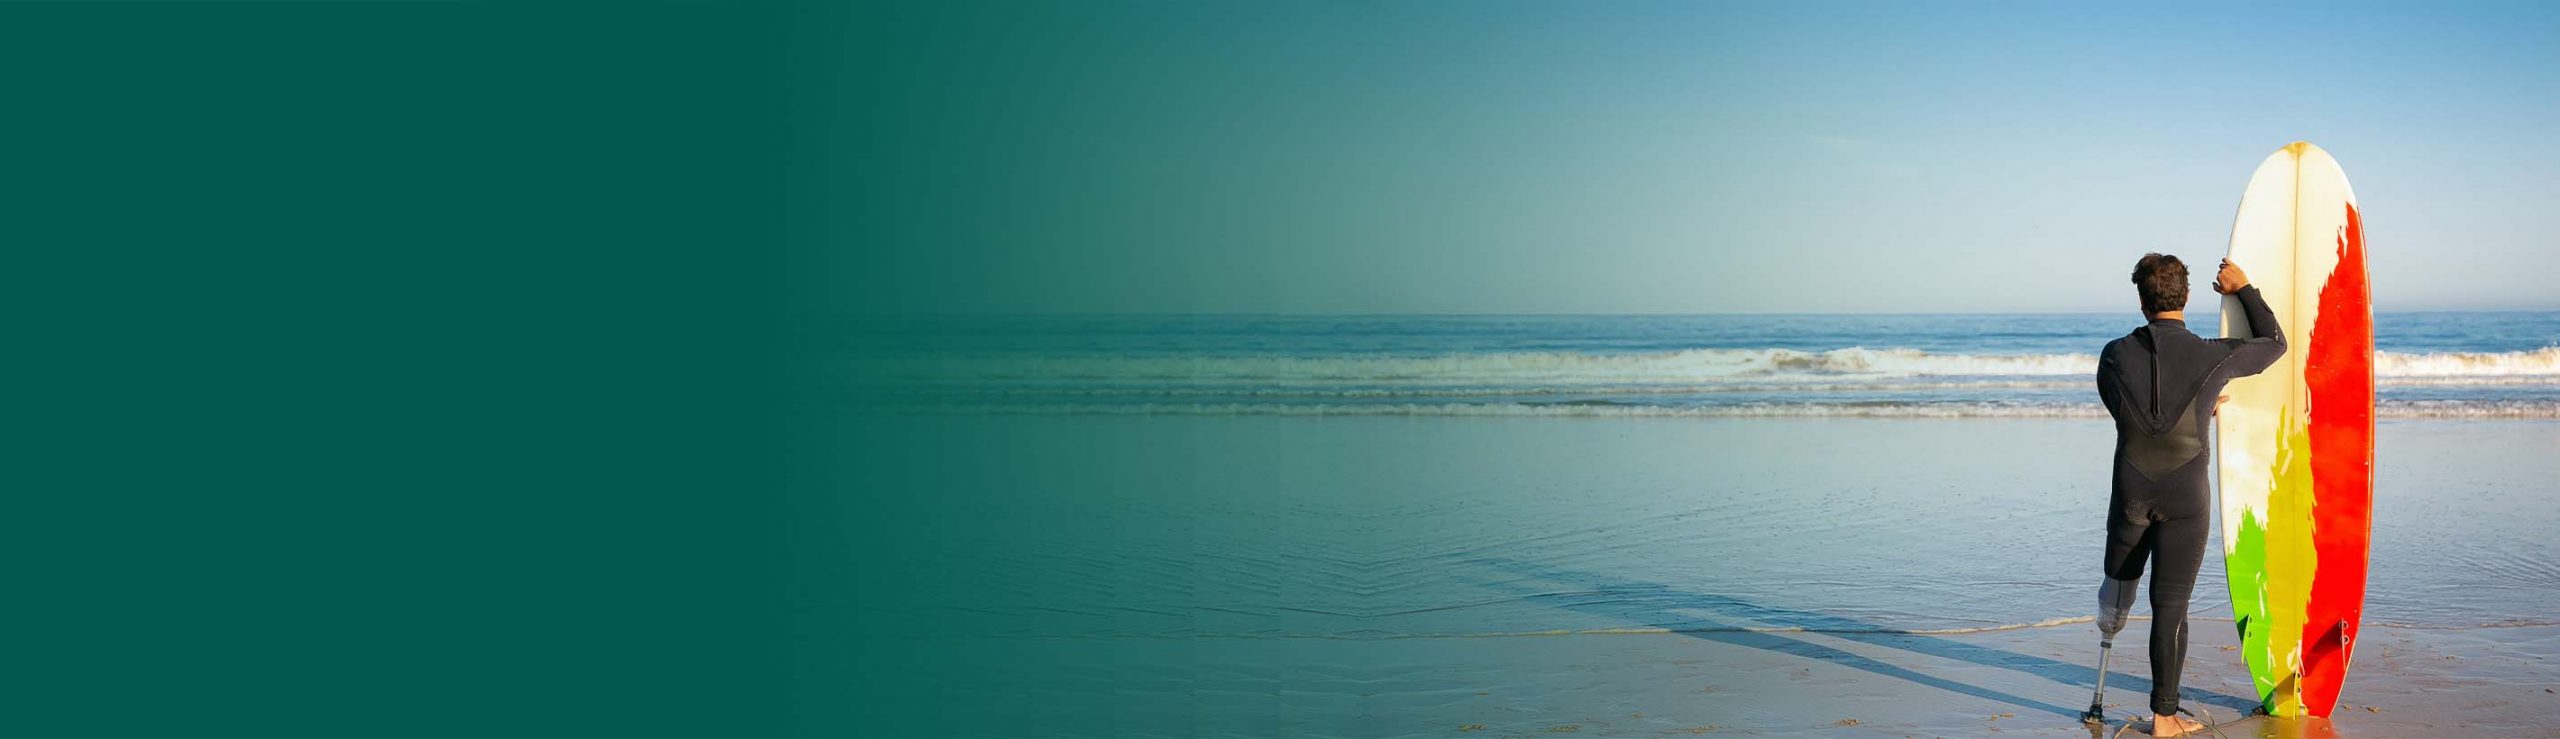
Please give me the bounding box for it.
[844,311,2560,418]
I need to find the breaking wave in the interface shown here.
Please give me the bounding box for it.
[858,346,2560,387]
[848,345,2560,417]
[2377,346,2560,377]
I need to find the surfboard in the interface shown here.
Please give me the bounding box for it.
[2215,141,2376,718]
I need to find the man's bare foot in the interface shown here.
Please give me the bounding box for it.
[2151,712,2205,737]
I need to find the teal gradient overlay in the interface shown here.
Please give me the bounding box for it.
[9,3,818,736]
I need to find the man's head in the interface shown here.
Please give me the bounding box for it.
[2131,253,2188,315]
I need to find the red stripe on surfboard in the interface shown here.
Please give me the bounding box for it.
[2300,202,2374,717]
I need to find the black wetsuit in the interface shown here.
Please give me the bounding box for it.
[2094,285,2286,716]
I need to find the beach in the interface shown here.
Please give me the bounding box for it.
[825,413,2560,737]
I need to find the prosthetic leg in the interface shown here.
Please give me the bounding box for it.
[2083,577,2138,725]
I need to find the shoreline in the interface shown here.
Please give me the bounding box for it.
[857,405,2560,420]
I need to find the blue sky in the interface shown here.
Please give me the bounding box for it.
[843,1,2560,314]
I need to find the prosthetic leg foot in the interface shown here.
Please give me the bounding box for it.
[2084,577,2138,726]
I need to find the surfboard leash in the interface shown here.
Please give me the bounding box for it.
[2178,704,2231,739]
[2101,706,2227,739]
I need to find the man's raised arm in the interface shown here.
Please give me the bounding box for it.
[2216,260,2287,378]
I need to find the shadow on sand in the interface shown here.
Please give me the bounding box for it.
[1468,555,2265,722]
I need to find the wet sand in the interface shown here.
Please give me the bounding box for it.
[847,620,2560,737]
[826,415,2560,736]
[1375,620,2560,737]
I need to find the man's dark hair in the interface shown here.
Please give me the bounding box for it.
[2132,253,2188,315]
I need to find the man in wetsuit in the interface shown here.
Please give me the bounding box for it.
[2094,254,2285,737]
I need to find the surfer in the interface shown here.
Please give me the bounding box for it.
[2094,254,2286,736]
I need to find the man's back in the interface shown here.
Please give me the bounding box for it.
[2096,285,2287,482]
